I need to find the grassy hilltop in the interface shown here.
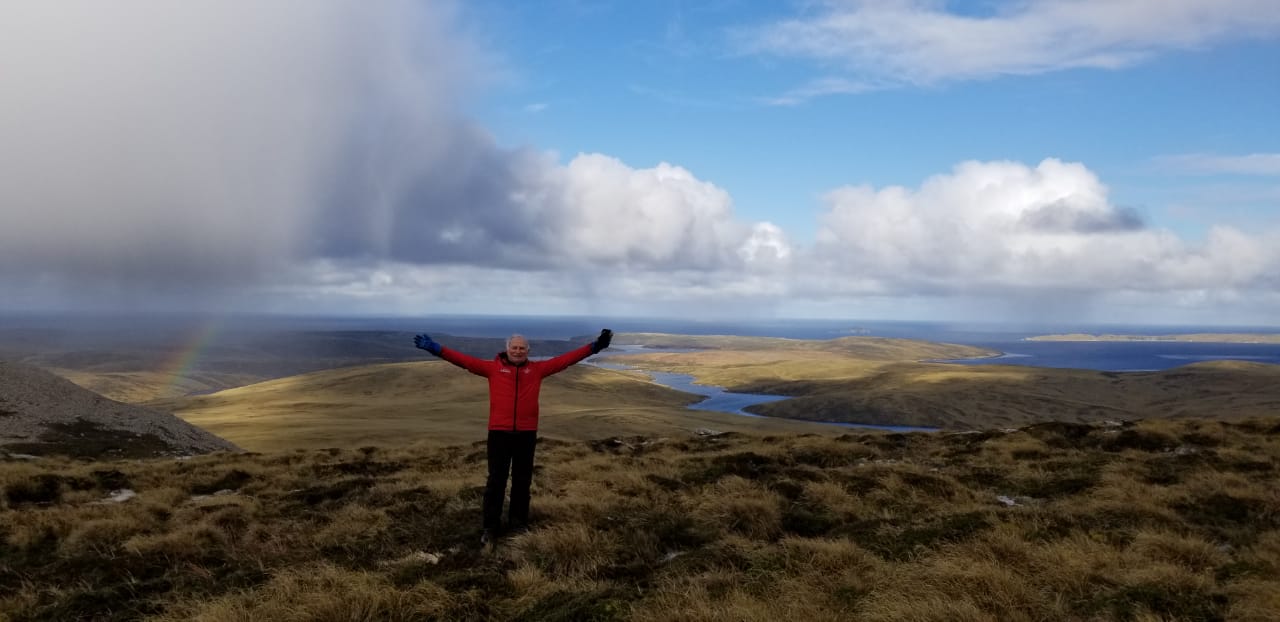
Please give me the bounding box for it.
[2,418,1279,620]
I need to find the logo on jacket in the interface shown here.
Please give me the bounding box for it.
[499,368,512,374]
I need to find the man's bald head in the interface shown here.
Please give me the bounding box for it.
[506,334,529,364]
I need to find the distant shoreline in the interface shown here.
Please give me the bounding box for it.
[1026,333,1280,344]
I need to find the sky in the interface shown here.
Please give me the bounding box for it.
[2,0,1279,327]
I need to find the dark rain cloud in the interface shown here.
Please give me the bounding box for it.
[0,1,757,316]
[307,123,556,269]
[1019,200,1146,234]
[0,1,544,292]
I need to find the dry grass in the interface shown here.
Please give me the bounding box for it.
[2,416,1278,621]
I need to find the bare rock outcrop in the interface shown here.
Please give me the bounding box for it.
[0,361,241,459]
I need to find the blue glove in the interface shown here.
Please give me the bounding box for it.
[414,334,442,356]
[591,329,613,354]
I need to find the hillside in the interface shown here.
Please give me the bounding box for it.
[606,343,1280,429]
[2,417,1277,620]
[46,368,262,404]
[147,361,847,452]
[1,324,589,403]
[0,362,240,459]
[737,360,1280,429]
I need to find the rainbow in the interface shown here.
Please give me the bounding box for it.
[160,319,222,397]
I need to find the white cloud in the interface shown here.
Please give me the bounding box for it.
[759,76,886,107]
[738,223,792,267]
[738,0,1280,91]
[539,154,771,270]
[270,157,1280,322]
[807,158,1280,298]
[1156,153,1280,176]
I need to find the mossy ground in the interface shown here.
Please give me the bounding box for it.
[3,416,1279,621]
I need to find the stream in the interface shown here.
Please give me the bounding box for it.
[589,349,937,433]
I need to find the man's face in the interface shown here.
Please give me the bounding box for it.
[506,337,529,364]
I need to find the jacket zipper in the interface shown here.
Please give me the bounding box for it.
[512,363,519,431]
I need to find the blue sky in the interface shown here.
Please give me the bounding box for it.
[1,1,1279,326]
[473,1,1279,242]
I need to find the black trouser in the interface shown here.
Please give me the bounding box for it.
[483,430,538,530]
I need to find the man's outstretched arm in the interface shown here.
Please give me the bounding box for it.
[540,329,613,376]
[414,333,491,376]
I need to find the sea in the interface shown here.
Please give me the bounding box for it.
[349,315,1280,373]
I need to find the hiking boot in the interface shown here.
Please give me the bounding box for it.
[479,528,496,547]
[506,520,529,535]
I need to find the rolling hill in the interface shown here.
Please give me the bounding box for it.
[146,361,848,452]
[0,362,240,458]
[603,338,1280,430]
[15,330,1280,452]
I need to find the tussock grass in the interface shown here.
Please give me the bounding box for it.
[2,416,1279,620]
[152,562,453,621]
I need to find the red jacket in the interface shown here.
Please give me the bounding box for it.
[438,343,595,431]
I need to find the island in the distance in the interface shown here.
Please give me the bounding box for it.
[1026,333,1280,343]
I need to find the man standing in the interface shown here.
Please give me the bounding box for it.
[413,329,613,545]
